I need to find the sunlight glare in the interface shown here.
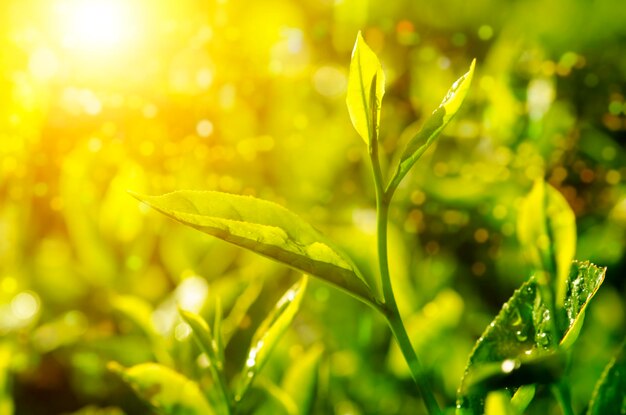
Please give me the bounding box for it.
[57,0,135,52]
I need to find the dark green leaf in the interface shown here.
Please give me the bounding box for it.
[388,60,475,193]
[109,362,215,415]
[236,277,308,401]
[587,341,626,415]
[457,261,605,414]
[130,190,375,304]
[346,31,385,148]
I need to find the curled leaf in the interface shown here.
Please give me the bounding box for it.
[346,31,385,148]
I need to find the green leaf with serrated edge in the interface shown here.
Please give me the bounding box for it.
[456,261,605,414]
[109,362,216,415]
[179,309,230,410]
[130,191,375,305]
[510,384,535,414]
[346,31,385,148]
[388,60,475,193]
[485,391,519,415]
[518,180,576,308]
[236,276,308,402]
[112,295,173,366]
[587,341,626,415]
[281,344,323,415]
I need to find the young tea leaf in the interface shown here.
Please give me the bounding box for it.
[518,180,576,307]
[236,276,308,402]
[388,59,475,194]
[109,362,216,415]
[457,261,605,414]
[587,341,626,415]
[130,190,376,305]
[346,31,385,149]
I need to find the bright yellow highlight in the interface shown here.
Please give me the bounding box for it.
[56,0,136,52]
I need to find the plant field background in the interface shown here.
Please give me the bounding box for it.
[0,0,625,414]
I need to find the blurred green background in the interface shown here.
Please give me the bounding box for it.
[0,0,625,413]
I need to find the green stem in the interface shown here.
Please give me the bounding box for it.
[370,143,441,415]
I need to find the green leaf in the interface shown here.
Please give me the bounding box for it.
[281,344,324,415]
[587,341,626,415]
[130,190,375,305]
[510,384,535,414]
[236,276,308,401]
[485,390,519,415]
[179,309,230,410]
[460,352,565,396]
[388,59,475,193]
[457,261,605,414]
[109,362,215,415]
[518,180,577,307]
[346,31,385,148]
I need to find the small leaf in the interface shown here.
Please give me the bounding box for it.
[518,180,576,307]
[346,31,385,148]
[109,362,215,415]
[485,390,519,415]
[179,309,230,411]
[281,344,324,415]
[388,60,475,193]
[457,261,605,414]
[236,276,308,401]
[587,341,626,415]
[130,190,375,305]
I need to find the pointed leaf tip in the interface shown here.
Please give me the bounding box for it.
[389,59,475,194]
[347,31,385,148]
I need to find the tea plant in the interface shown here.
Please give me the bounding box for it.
[114,33,623,415]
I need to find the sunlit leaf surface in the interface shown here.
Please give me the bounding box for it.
[346,31,385,148]
[131,191,375,304]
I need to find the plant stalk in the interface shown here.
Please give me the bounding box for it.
[370,142,441,415]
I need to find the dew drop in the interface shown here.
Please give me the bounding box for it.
[515,330,528,341]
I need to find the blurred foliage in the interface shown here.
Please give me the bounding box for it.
[0,0,625,413]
